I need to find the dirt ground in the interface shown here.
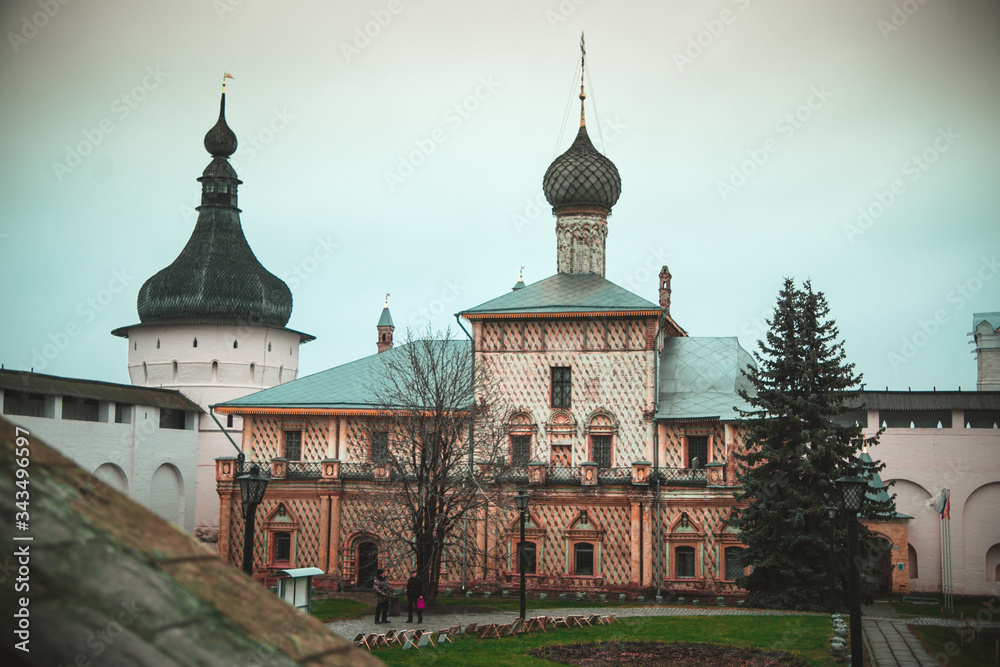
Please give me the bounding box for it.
[531,641,808,667]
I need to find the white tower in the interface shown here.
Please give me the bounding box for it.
[113,84,314,545]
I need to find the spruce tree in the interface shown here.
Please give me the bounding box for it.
[732,278,895,610]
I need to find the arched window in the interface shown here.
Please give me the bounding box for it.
[249,363,256,383]
[574,543,594,576]
[211,361,218,382]
[233,340,238,349]
[508,412,536,467]
[193,338,197,348]
[156,338,160,349]
[586,411,618,469]
[908,544,919,579]
[171,361,178,382]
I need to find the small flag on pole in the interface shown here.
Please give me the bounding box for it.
[224,72,234,80]
[926,488,950,517]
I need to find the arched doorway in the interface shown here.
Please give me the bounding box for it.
[873,537,893,594]
[357,541,378,589]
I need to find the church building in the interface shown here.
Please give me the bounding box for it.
[209,70,916,598]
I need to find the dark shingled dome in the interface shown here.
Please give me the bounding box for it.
[136,93,293,327]
[543,125,621,209]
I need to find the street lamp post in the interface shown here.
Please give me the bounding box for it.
[836,475,868,667]
[514,489,530,622]
[826,505,837,615]
[238,464,270,576]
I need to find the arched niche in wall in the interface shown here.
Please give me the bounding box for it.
[94,463,129,494]
[150,463,185,527]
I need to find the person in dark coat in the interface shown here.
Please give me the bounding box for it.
[373,568,392,624]
[405,569,424,623]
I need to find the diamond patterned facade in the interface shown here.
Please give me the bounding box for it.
[211,74,773,600]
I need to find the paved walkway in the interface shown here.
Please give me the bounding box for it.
[324,604,809,641]
[859,601,1000,667]
[862,602,937,667]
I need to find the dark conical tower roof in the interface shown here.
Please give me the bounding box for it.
[543,124,621,210]
[136,91,293,327]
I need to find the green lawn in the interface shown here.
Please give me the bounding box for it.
[311,597,372,622]
[890,596,998,620]
[375,615,835,666]
[910,625,1000,667]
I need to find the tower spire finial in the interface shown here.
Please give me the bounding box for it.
[579,32,587,127]
[384,292,390,308]
[222,72,234,94]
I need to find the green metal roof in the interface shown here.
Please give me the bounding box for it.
[655,337,757,420]
[377,306,394,327]
[973,311,1000,332]
[218,339,470,411]
[460,273,660,316]
[861,452,910,519]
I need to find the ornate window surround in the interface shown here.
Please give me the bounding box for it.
[564,509,605,580]
[665,511,705,581]
[263,502,300,568]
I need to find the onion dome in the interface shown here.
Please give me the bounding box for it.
[136,91,293,327]
[203,93,237,157]
[542,124,621,210]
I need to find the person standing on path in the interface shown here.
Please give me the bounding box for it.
[373,568,392,624]
[406,569,424,624]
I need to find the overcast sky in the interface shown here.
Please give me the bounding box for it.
[1,0,998,392]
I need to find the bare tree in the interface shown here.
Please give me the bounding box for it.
[356,327,516,602]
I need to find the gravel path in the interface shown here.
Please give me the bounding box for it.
[324,604,810,641]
